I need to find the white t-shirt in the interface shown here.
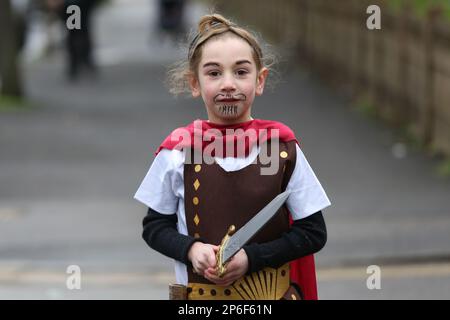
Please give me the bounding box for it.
[134,143,331,285]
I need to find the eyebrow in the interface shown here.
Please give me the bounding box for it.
[235,60,252,66]
[202,62,220,68]
[202,60,253,68]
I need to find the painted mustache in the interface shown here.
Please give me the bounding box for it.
[213,93,247,103]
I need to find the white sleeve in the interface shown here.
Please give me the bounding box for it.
[286,144,331,220]
[134,149,182,214]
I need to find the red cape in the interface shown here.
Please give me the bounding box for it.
[156,119,297,157]
[157,119,318,300]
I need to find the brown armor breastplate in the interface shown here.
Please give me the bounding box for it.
[184,140,297,284]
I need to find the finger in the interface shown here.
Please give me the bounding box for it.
[207,255,217,268]
[206,264,238,280]
[206,267,217,275]
[221,262,236,274]
[192,263,201,273]
[204,270,230,284]
[194,268,206,277]
[199,260,212,270]
[219,273,239,283]
[204,273,225,285]
[205,269,238,284]
[204,269,221,280]
[219,269,244,282]
[196,263,209,274]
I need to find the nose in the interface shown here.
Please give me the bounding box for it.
[220,73,236,93]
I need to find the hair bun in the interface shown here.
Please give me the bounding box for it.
[198,14,234,34]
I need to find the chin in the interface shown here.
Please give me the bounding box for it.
[214,104,248,119]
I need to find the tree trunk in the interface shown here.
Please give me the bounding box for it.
[0,0,23,98]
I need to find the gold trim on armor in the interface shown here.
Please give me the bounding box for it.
[194,214,200,226]
[188,263,290,300]
[193,179,200,191]
[193,197,199,205]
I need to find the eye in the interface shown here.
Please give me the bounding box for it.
[208,70,221,77]
[236,69,249,76]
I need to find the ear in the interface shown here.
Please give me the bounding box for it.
[188,73,201,98]
[255,67,269,96]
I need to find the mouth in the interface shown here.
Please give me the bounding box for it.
[214,93,247,104]
[217,99,240,103]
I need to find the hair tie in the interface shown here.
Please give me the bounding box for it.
[188,19,237,58]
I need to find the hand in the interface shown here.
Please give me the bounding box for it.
[204,249,249,287]
[187,242,218,276]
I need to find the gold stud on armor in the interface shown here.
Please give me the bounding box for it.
[194,214,200,226]
[193,179,200,191]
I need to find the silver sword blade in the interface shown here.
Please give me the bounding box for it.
[222,190,291,263]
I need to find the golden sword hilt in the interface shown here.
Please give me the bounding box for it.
[216,225,236,278]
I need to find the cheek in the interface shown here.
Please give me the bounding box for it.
[203,87,217,101]
[241,82,257,97]
[199,82,217,99]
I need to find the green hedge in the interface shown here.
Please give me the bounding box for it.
[389,0,450,20]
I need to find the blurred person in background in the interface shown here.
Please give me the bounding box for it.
[46,0,100,81]
[11,0,32,52]
[157,0,186,41]
[0,0,32,97]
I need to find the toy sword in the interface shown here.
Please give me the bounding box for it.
[215,190,291,277]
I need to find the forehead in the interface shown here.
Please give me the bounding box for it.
[200,35,255,65]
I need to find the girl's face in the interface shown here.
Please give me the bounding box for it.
[190,35,268,125]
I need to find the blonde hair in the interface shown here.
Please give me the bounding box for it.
[167,13,276,96]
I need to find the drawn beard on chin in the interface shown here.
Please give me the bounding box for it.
[214,93,247,116]
[218,104,239,116]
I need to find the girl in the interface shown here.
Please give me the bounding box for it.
[134,13,331,300]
